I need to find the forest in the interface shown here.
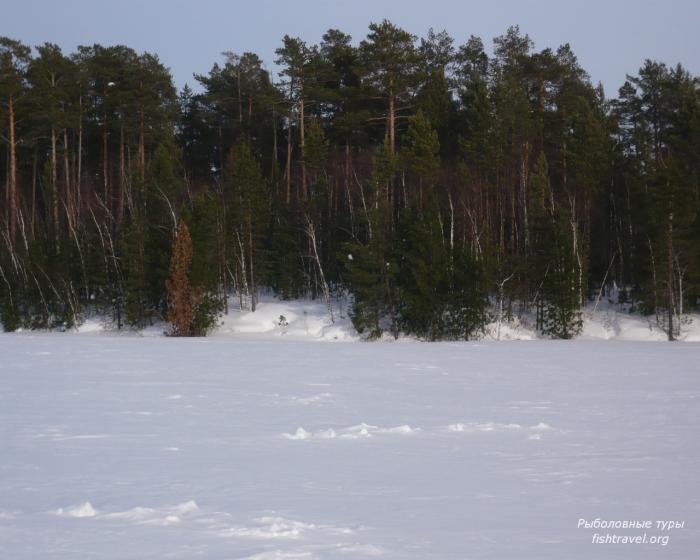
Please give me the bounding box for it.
[0,22,698,339]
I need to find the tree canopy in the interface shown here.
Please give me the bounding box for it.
[1,24,698,340]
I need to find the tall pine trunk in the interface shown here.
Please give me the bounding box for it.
[51,124,59,250]
[63,129,72,231]
[300,89,306,200]
[7,94,17,245]
[139,103,145,185]
[388,86,395,154]
[31,149,37,239]
[103,106,109,212]
[77,93,83,219]
[286,113,292,204]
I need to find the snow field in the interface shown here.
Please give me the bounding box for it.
[0,333,698,558]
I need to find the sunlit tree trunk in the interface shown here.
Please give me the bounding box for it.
[77,93,83,219]
[51,124,59,249]
[299,78,306,200]
[103,101,109,210]
[7,94,18,245]
[286,113,292,204]
[387,83,395,154]
[139,101,145,185]
[63,129,72,230]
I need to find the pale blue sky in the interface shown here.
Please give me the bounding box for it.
[4,0,699,97]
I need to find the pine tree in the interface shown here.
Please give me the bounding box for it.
[360,20,419,155]
[0,37,31,247]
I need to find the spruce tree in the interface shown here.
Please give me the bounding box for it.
[396,204,450,340]
[343,236,398,339]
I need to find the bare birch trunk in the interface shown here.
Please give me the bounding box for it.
[306,215,334,323]
[520,141,529,251]
[345,140,355,236]
[248,215,256,312]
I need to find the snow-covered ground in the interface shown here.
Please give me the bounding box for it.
[215,297,700,342]
[67,296,700,342]
[1,331,698,558]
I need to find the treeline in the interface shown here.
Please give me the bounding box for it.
[1,23,699,339]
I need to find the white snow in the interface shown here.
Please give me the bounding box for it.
[282,423,419,440]
[54,502,98,518]
[484,302,700,342]
[0,331,699,558]
[57,295,700,343]
[212,297,357,341]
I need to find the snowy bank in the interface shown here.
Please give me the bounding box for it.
[6,295,700,342]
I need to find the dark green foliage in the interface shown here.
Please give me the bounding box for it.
[396,203,489,340]
[400,208,451,340]
[120,213,149,327]
[528,152,584,338]
[343,236,398,339]
[1,24,699,342]
[539,212,584,339]
[396,206,453,340]
[267,207,306,299]
[450,246,491,339]
[188,192,226,332]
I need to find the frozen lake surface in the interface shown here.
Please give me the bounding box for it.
[0,334,698,559]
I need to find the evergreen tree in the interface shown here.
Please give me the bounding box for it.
[343,235,398,339]
[360,20,419,155]
[402,109,440,209]
[0,24,698,341]
[0,37,31,247]
[187,192,225,333]
[540,208,584,339]
[396,204,451,340]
